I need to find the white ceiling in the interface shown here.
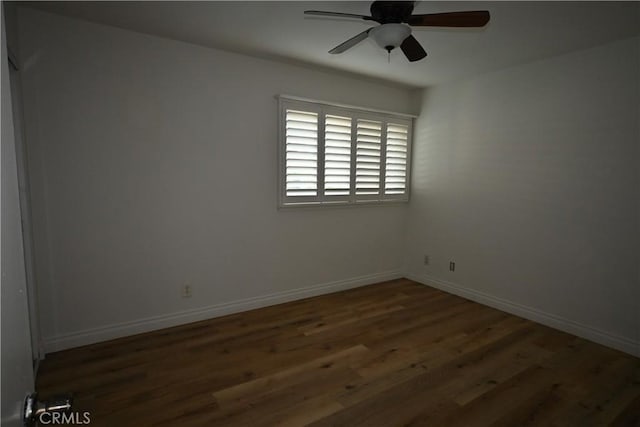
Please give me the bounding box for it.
[26,1,640,88]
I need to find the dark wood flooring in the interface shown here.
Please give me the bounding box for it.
[36,279,640,426]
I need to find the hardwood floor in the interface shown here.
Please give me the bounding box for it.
[37,279,640,426]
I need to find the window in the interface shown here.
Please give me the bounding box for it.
[279,96,413,207]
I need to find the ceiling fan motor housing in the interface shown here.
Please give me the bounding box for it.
[370,1,415,24]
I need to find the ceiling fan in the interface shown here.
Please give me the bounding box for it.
[305,1,490,62]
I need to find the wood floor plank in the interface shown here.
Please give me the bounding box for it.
[212,345,368,405]
[311,326,541,426]
[611,392,640,427]
[36,279,640,426]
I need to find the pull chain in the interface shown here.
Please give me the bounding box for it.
[386,47,393,63]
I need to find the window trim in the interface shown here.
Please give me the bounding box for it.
[278,95,414,208]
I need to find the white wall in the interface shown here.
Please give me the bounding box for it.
[405,36,640,356]
[1,6,35,425]
[17,8,414,352]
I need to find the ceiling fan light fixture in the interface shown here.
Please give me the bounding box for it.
[370,23,411,52]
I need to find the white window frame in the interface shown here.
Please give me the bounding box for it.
[278,95,414,208]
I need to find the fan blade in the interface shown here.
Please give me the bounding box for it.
[400,35,427,62]
[407,11,490,27]
[329,29,372,54]
[305,11,374,21]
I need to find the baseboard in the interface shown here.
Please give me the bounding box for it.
[406,272,640,358]
[43,270,402,353]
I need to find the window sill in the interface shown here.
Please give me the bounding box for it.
[278,198,409,210]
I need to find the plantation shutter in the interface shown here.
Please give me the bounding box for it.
[355,119,382,195]
[279,96,412,206]
[324,115,352,196]
[285,109,318,197]
[384,123,409,195]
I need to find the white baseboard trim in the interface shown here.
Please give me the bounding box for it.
[43,270,402,353]
[405,272,640,358]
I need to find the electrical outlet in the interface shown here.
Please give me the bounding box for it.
[181,284,192,298]
[424,255,429,265]
[449,261,456,272]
